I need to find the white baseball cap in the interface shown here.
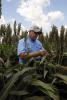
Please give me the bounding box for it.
[29,25,42,34]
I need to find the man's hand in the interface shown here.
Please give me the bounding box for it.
[40,50,49,56]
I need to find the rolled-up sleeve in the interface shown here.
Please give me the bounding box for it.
[17,39,26,55]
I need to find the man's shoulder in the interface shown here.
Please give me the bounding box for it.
[19,38,25,43]
[36,39,42,45]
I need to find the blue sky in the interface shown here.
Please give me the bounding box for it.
[0,0,67,33]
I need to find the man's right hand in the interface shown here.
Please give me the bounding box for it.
[40,50,49,56]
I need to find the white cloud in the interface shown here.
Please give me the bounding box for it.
[17,0,64,33]
[65,25,67,29]
[0,16,6,25]
[47,11,64,22]
[17,0,51,33]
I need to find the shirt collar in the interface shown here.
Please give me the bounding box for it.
[28,37,36,43]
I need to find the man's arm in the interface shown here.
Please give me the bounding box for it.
[19,50,49,59]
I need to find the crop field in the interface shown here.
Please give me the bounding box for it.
[0,23,67,100]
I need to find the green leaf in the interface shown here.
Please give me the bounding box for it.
[9,90,29,96]
[0,67,35,100]
[55,73,67,84]
[31,79,60,100]
[40,87,60,100]
[44,70,48,79]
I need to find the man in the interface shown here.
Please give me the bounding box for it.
[17,25,48,64]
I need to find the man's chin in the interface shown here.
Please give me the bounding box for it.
[32,38,36,41]
[31,38,36,41]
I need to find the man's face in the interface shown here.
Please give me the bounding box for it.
[29,31,38,41]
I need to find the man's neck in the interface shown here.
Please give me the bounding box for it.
[28,37,36,42]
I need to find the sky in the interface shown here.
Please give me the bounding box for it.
[0,0,67,34]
